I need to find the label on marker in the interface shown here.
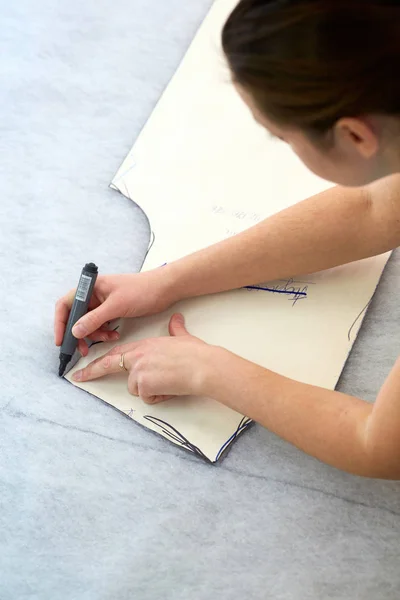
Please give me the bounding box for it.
[76,274,92,302]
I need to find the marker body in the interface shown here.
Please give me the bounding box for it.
[59,263,98,376]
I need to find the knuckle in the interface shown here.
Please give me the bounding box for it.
[135,356,144,368]
[128,378,138,396]
[138,373,152,396]
[133,349,145,363]
[84,312,98,328]
[134,357,148,374]
[142,395,155,405]
[111,345,122,355]
[137,373,146,391]
[101,355,112,369]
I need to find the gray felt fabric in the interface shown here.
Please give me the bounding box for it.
[1,1,400,598]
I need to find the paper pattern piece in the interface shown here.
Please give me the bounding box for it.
[66,0,390,462]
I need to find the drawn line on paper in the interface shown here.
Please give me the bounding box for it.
[113,178,134,204]
[215,417,253,461]
[124,408,136,418]
[347,300,372,341]
[244,285,307,296]
[244,278,312,306]
[122,180,132,201]
[144,414,252,463]
[113,161,137,185]
[277,279,316,286]
[143,416,213,463]
[87,325,120,349]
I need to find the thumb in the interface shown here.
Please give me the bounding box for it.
[72,301,116,339]
[168,313,190,337]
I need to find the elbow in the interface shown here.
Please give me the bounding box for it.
[360,456,400,480]
[359,421,400,480]
[344,451,400,480]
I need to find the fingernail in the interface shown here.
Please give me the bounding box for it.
[174,314,184,323]
[72,323,87,338]
[110,332,120,340]
[73,371,82,381]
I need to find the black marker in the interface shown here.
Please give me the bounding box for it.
[58,263,98,377]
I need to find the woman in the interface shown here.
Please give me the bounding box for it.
[54,0,400,478]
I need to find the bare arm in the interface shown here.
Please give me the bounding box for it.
[161,175,400,478]
[163,175,400,301]
[204,348,400,479]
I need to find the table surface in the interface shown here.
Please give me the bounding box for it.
[2,1,400,598]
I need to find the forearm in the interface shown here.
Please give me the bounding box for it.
[205,348,400,479]
[163,181,399,301]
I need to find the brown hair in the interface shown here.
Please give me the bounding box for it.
[222,0,400,136]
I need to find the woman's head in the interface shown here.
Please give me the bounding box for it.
[222,0,400,186]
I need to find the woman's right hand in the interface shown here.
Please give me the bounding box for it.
[54,270,176,356]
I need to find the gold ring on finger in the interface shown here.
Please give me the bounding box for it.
[119,353,128,371]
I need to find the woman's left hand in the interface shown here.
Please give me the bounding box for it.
[72,313,218,404]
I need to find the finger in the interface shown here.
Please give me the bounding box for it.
[128,376,139,397]
[71,300,117,340]
[108,342,140,356]
[72,351,131,382]
[55,287,102,346]
[142,394,175,404]
[168,313,190,337]
[77,338,90,357]
[78,332,119,357]
[54,290,75,345]
[86,330,120,343]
